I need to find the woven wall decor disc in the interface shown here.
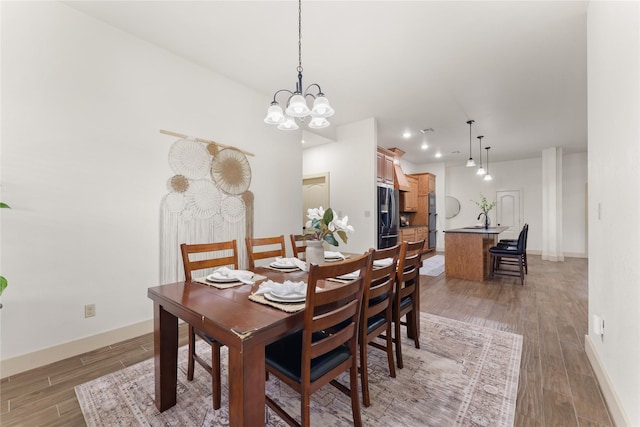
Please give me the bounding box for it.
[210,148,251,195]
[185,180,221,219]
[169,138,210,179]
[221,196,245,223]
[167,175,189,193]
[163,192,186,213]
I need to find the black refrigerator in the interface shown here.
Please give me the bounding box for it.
[377,185,399,249]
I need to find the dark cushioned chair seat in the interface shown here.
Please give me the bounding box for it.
[366,315,387,335]
[266,331,351,383]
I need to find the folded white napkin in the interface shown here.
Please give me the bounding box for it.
[254,280,307,296]
[324,251,345,260]
[273,257,307,271]
[210,267,253,280]
[373,258,394,268]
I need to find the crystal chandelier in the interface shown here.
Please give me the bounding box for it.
[264,0,334,131]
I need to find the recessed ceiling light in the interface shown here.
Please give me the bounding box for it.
[301,139,305,144]
[402,131,411,138]
[435,152,442,158]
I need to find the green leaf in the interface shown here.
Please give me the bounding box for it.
[0,276,7,296]
[336,230,348,244]
[324,234,339,246]
[323,208,334,225]
[0,203,10,209]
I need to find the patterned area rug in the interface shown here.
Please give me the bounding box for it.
[75,313,522,427]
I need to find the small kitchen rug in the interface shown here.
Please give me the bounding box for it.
[75,313,522,427]
[421,254,445,276]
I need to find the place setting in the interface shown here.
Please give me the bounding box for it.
[194,267,267,289]
[264,256,307,272]
[248,279,308,312]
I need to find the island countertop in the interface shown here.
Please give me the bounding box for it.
[444,226,508,234]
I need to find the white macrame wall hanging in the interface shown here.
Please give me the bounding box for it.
[159,132,254,284]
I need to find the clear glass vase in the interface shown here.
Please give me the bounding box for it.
[305,240,324,270]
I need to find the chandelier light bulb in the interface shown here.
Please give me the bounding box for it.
[285,94,311,117]
[476,167,486,176]
[466,158,476,167]
[308,116,330,129]
[264,103,285,124]
[421,141,429,150]
[311,96,334,118]
[277,115,299,131]
[484,174,493,181]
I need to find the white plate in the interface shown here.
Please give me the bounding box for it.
[207,270,253,283]
[269,261,299,269]
[264,292,306,303]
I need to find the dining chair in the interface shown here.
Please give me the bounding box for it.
[393,239,425,369]
[180,240,239,410]
[289,233,307,259]
[245,235,287,269]
[264,251,373,427]
[497,223,529,274]
[359,244,401,407]
[489,226,527,285]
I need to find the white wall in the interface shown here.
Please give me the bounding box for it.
[587,2,640,425]
[302,118,377,255]
[0,2,302,363]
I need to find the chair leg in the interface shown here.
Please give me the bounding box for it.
[489,254,495,278]
[301,389,311,427]
[385,323,396,378]
[212,343,221,410]
[350,362,363,427]
[395,316,404,369]
[519,256,525,286]
[524,252,528,274]
[187,326,196,381]
[408,310,420,349]
[359,341,371,407]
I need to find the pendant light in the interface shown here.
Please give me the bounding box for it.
[476,136,486,176]
[465,120,476,167]
[264,0,334,130]
[484,146,493,181]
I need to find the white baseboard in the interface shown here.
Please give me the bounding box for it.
[585,334,631,426]
[1,319,154,378]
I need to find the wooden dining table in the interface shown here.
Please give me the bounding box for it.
[147,266,309,427]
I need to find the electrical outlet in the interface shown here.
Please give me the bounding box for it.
[84,304,96,318]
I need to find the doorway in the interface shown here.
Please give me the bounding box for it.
[302,173,330,230]
[495,190,522,240]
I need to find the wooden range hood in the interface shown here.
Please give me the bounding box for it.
[389,147,411,192]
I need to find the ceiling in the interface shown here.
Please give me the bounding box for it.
[65,1,588,166]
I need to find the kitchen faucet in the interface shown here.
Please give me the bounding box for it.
[477,212,489,228]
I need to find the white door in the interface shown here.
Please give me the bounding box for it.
[496,190,521,240]
[302,173,330,230]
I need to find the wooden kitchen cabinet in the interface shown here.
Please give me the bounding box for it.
[417,173,435,195]
[416,227,429,243]
[377,147,395,186]
[400,228,416,243]
[400,176,419,212]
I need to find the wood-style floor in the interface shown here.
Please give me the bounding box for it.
[0,255,613,426]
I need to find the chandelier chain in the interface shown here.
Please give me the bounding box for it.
[298,0,303,72]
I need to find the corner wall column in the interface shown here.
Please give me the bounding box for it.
[542,147,564,261]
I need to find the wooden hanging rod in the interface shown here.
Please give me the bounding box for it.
[160,129,255,157]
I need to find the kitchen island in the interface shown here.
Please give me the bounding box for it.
[444,226,508,281]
